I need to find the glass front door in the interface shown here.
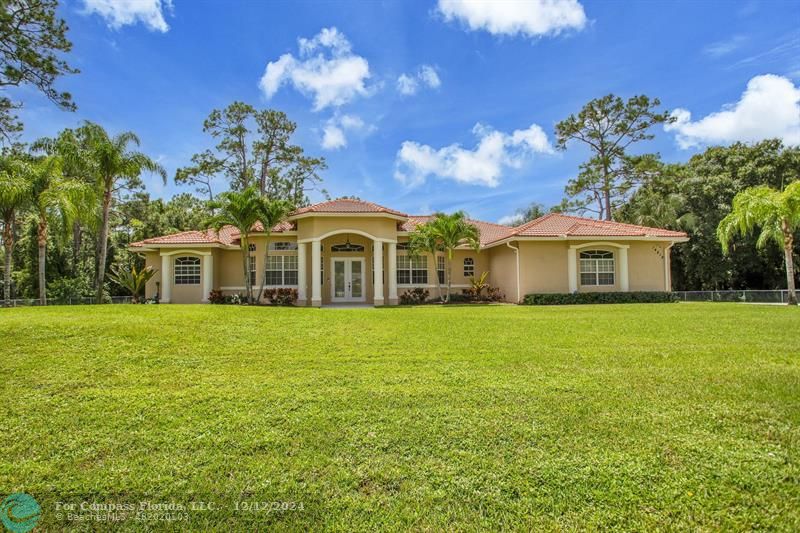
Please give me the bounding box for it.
[331,258,366,302]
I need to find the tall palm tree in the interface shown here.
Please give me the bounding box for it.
[206,186,263,304]
[79,123,166,303]
[256,197,295,302]
[717,182,800,305]
[423,212,480,303]
[0,156,31,307]
[25,156,94,304]
[408,223,444,302]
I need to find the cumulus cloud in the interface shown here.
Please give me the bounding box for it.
[81,0,172,32]
[259,27,371,111]
[497,213,524,226]
[321,114,372,150]
[395,123,553,187]
[665,74,800,149]
[437,0,586,38]
[397,65,441,96]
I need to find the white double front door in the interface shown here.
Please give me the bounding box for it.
[331,257,366,302]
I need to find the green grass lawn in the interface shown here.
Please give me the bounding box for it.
[1,303,798,531]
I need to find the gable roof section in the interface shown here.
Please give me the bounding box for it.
[400,216,515,246]
[504,213,687,241]
[291,198,407,217]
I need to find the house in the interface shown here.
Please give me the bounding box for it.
[129,198,688,305]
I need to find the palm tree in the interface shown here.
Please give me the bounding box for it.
[717,182,800,305]
[408,223,444,302]
[206,186,263,304]
[256,197,294,302]
[422,212,480,303]
[0,156,31,307]
[78,123,166,303]
[25,156,93,304]
[109,264,157,303]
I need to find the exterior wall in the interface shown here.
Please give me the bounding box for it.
[487,244,519,302]
[628,241,669,291]
[144,252,160,299]
[393,238,486,301]
[497,239,671,299]
[296,216,398,242]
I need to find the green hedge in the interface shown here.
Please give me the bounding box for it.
[522,291,679,305]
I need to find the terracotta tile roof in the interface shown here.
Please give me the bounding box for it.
[292,198,407,217]
[130,221,293,247]
[400,216,515,246]
[506,213,687,240]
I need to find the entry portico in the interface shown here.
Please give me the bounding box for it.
[131,198,688,305]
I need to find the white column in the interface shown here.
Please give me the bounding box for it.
[297,242,307,304]
[160,254,172,303]
[388,242,398,304]
[567,247,577,293]
[202,254,213,302]
[373,240,384,305]
[618,247,629,292]
[311,239,321,307]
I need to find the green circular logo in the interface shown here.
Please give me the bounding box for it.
[1,493,40,533]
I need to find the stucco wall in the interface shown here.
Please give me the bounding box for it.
[487,244,519,302]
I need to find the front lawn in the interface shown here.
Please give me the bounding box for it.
[1,304,798,530]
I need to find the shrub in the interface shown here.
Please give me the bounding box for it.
[486,286,505,302]
[263,288,298,305]
[225,293,243,305]
[208,290,225,304]
[399,288,429,305]
[522,291,679,305]
[461,285,504,302]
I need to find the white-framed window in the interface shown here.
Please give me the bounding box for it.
[463,257,474,278]
[248,255,257,286]
[437,255,445,284]
[265,255,298,286]
[269,241,297,251]
[397,254,427,285]
[174,256,200,285]
[580,250,615,286]
[247,243,256,286]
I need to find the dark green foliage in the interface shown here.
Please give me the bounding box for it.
[207,290,225,304]
[523,291,679,305]
[0,0,78,141]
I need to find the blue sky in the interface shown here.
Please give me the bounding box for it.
[10,0,800,224]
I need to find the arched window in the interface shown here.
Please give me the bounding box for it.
[463,257,475,278]
[580,250,615,286]
[269,241,297,251]
[174,257,200,285]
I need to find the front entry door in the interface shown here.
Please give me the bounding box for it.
[331,258,366,302]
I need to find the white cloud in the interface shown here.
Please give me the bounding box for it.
[394,122,553,187]
[81,0,172,32]
[259,27,371,111]
[321,114,372,150]
[396,65,441,96]
[665,74,800,149]
[437,0,587,38]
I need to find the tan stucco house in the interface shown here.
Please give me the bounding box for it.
[130,198,688,305]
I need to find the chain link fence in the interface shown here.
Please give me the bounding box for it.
[674,290,799,304]
[1,296,133,307]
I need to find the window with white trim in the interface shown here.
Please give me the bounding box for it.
[397,254,427,285]
[265,255,298,286]
[248,255,257,286]
[269,241,297,251]
[174,257,200,285]
[580,250,615,286]
[437,255,445,284]
[463,257,474,278]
